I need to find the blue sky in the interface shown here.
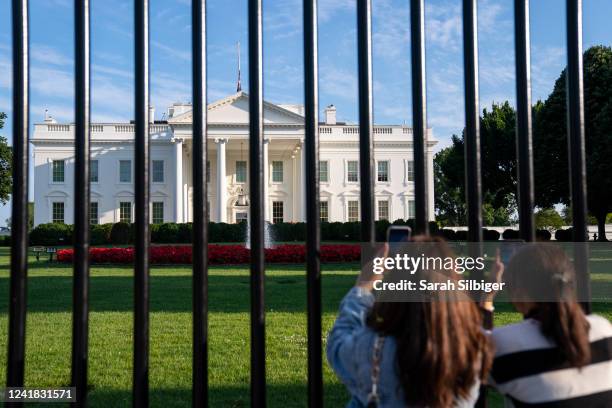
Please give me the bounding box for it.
[0,0,611,225]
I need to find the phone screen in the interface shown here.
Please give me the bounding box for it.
[388,227,411,243]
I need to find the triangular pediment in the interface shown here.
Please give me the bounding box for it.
[168,92,304,125]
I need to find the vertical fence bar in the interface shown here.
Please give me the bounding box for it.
[410,0,429,234]
[133,0,150,406]
[303,0,322,406]
[514,0,535,243]
[6,0,29,394]
[247,0,266,406]
[72,0,91,405]
[565,0,591,312]
[356,0,375,243]
[462,0,483,244]
[462,5,487,407]
[192,0,209,406]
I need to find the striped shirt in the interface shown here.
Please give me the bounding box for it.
[490,314,612,407]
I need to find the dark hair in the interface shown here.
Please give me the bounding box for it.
[367,236,492,408]
[505,245,591,367]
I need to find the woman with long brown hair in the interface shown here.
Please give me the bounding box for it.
[327,236,492,407]
[484,245,612,406]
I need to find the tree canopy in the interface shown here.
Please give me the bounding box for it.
[435,45,612,239]
[0,112,11,205]
[534,45,612,239]
[434,102,517,226]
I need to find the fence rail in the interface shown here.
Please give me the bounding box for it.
[6,0,591,407]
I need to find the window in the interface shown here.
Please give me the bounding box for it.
[348,200,359,222]
[236,161,247,183]
[377,161,389,182]
[90,160,99,183]
[319,201,329,222]
[52,160,65,183]
[152,160,164,183]
[119,201,132,223]
[272,201,284,224]
[408,199,416,219]
[378,200,389,221]
[236,211,248,223]
[152,202,164,224]
[52,202,64,223]
[319,161,329,183]
[90,202,99,225]
[206,160,210,183]
[347,160,359,182]
[119,160,132,183]
[272,161,283,183]
[406,160,414,182]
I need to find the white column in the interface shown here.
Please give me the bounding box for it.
[173,138,183,223]
[291,151,298,221]
[299,141,306,221]
[216,138,228,222]
[263,138,270,222]
[427,147,435,221]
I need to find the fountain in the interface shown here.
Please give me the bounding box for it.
[235,186,274,249]
[244,219,274,249]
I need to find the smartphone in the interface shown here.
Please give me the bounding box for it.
[387,226,412,243]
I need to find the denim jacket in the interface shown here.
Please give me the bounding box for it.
[326,287,481,408]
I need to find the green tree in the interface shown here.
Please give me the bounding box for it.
[534,45,612,240]
[434,102,517,226]
[434,145,466,226]
[535,208,564,232]
[0,112,11,205]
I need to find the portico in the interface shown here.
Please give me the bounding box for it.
[172,136,307,224]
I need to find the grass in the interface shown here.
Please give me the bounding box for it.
[0,247,609,407]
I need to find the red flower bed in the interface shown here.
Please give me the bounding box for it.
[56,244,361,265]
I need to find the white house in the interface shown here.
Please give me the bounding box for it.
[31,92,437,226]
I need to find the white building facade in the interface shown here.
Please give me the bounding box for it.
[32,92,437,226]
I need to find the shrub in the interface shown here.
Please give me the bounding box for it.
[177,222,192,243]
[31,219,443,245]
[555,228,573,242]
[375,220,391,242]
[536,229,552,241]
[110,222,131,245]
[455,230,468,241]
[211,222,244,243]
[30,223,73,246]
[91,223,113,245]
[502,229,520,240]
[0,235,10,247]
[483,228,500,241]
[57,243,361,265]
[438,229,457,241]
[155,223,181,243]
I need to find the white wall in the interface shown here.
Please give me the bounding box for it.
[33,142,177,225]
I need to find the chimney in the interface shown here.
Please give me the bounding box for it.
[324,104,336,125]
[148,105,155,123]
[43,109,57,124]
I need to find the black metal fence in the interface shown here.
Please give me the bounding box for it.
[6,0,591,407]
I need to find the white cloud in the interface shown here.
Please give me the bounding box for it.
[30,66,74,99]
[319,63,358,101]
[319,0,355,23]
[93,64,133,79]
[531,45,565,101]
[31,44,73,67]
[152,40,190,62]
[372,0,410,60]
[425,1,462,52]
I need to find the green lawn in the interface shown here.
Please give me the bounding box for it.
[0,247,609,407]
